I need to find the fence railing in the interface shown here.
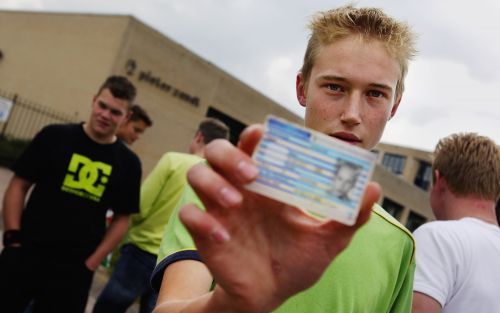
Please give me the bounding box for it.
[0,89,80,140]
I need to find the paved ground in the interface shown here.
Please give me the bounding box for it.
[0,167,139,313]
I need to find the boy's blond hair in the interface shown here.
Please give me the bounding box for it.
[301,5,417,98]
[433,133,500,201]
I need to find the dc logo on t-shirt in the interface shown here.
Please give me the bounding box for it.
[61,153,113,202]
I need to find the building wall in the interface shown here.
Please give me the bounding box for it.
[376,143,433,183]
[0,11,299,174]
[0,11,128,119]
[110,17,301,172]
[374,142,435,229]
[373,165,433,221]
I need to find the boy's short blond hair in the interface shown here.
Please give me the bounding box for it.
[301,5,417,98]
[433,133,500,201]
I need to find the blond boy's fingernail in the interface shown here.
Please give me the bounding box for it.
[237,160,258,180]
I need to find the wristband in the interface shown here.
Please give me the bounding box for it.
[3,229,22,247]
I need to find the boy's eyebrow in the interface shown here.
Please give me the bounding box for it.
[368,83,393,92]
[318,75,394,92]
[317,75,347,82]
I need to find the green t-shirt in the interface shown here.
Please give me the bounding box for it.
[125,152,203,255]
[152,185,415,313]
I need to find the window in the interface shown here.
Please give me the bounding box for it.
[381,153,406,175]
[414,160,433,191]
[206,107,247,145]
[382,197,403,220]
[406,211,426,232]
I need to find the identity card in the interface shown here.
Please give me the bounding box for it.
[245,115,377,225]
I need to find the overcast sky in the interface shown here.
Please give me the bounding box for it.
[1,0,499,151]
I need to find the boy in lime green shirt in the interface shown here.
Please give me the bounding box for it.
[93,118,229,313]
[152,5,417,313]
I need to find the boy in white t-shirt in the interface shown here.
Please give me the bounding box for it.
[412,133,500,313]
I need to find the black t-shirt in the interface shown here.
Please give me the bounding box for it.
[13,123,141,253]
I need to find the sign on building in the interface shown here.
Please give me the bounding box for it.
[0,96,13,122]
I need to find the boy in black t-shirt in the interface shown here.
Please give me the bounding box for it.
[0,76,142,313]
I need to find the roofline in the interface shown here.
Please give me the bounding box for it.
[0,9,132,19]
[0,9,298,117]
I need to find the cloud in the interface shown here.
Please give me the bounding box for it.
[1,0,43,9]
[264,54,304,116]
[382,56,500,150]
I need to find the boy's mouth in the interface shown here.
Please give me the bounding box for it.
[331,132,361,145]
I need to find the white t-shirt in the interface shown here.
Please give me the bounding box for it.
[413,217,500,313]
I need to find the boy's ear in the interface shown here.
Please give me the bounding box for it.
[195,131,204,143]
[389,95,402,120]
[296,73,307,107]
[125,110,132,121]
[433,170,448,191]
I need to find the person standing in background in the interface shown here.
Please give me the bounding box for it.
[93,118,229,313]
[0,76,142,313]
[412,133,500,313]
[116,104,153,146]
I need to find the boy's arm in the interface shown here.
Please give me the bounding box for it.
[154,260,214,313]
[85,213,130,270]
[2,175,33,234]
[153,125,381,313]
[3,126,51,237]
[412,292,441,313]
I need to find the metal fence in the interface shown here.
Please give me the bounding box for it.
[0,90,79,140]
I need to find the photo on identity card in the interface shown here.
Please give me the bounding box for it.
[245,115,377,225]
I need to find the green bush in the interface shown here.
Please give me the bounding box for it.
[0,136,31,168]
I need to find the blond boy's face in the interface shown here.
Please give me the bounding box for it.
[296,35,402,150]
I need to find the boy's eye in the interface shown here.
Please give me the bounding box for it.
[367,90,384,98]
[327,84,343,92]
[110,109,123,117]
